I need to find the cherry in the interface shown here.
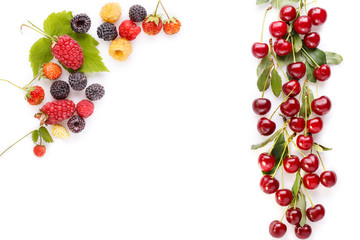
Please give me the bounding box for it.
[252,98,271,115]
[306,204,325,222]
[280,5,297,22]
[274,38,292,56]
[289,117,305,133]
[283,155,300,173]
[286,207,302,225]
[295,224,312,239]
[303,173,320,189]
[300,154,319,173]
[294,16,312,35]
[287,62,306,79]
[269,220,287,238]
[308,7,327,26]
[320,170,337,188]
[296,134,313,150]
[269,21,288,38]
[275,189,293,206]
[314,64,331,81]
[260,175,279,194]
[280,97,300,117]
[257,117,276,136]
[258,153,276,172]
[252,42,269,58]
[304,32,320,49]
[282,80,301,97]
[307,117,323,134]
[311,96,331,116]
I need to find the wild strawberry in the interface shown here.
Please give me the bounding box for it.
[163,18,181,35]
[42,62,62,80]
[51,124,70,139]
[142,1,162,35]
[119,20,141,41]
[26,85,45,105]
[33,145,46,157]
[35,99,76,125]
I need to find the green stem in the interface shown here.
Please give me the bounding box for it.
[304,0,308,14]
[315,150,326,171]
[271,139,291,178]
[280,206,291,222]
[270,50,290,82]
[301,48,320,68]
[269,88,296,120]
[306,81,314,118]
[260,7,272,43]
[286,130,306,157]
[0,131,33,158]
[154,0,161,15]
[302,184,314,207]
[291,36,296,63]
[159,0,170,19]
[277,0,280,20]
[261,64,274,98]
[24,74,40,88]
[0,79,25,90]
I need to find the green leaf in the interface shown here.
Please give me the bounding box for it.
[277,51,303,67]
[257,66,272,92]
[271,68,282,97]
[300,192,307,227]
[43,11,73,36]
[293,34,302,53]
[256,0,270,4]
[38,126,54,143]
[29,38,53,76]
[305,61,316,83]
[271,0,300,7]
[302,45,327,67]
[299,85,314,118]
[325,51,343,65]
[32,130,39,143]
[257,54,272,77]
[263,132,288,175]
[251,129,282,150]
[314,143,332,152]
[291,172,301,197]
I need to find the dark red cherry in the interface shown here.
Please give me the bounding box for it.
[287,62,306,79]
[280,5,297,22]
[308,7,327,26]
[300,154,319,173]
[275,189,293,206]
[314,64,331,81]
[303,173,320,189]
[269,220,287,238]
[286,207,302,225]
[311,96,331,115]
[260,175,279,194]
[296,134,313,150]
[280,97,300,117]
[258,153,276,172]
[289,117,305,133]
[295,224,312,239]
[252,98,271,115]
[274,38,292,56]
[320,170,337,188]
[282,80,301,97]
[304,32,320,49]
[252,42,269,59]
[269,21,288,38]
[257,117,276,136]
[283,155,300,173]
[294,16,312,35]
[307,117,323,134]
[306,204,325,222]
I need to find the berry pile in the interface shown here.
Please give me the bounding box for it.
[252,1,342,239]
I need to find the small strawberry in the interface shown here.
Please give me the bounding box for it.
[142,1,163,35]
[33,145,46,157]
[35,99,76,125]
[159,1,181,35]
[25,85,45,105]
[42,62,62,80]
[119,20,141,41]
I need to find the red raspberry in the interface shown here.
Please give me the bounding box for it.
[76,100,94,118]
[33,145,46,157]
[119,20,141,41]
[51,35,84,70]
[26,85,45,105]
[35,99,76,125]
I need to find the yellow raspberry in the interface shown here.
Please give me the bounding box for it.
[51,124,70,139]
[109,38,132,61]
[100,2,122,23]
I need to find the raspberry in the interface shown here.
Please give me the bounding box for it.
[71,13,91,33]
[85,83,105,101]
[67,115,86,133]
[69,72,87,91]
[100,2,122,23]
[129,5,147,22]
[51,34,84,70]
[76,100,94,118]
[50,80,70,100]
[143,16,163,35]
[35,99,76,125]
[26,85,45,105]
[109,38,132,61]
[119,20,141,41]
[97,22,118,41]
[33,145,46,157]
[163,18,181,35]
[51,124,70,139]
[42,62,62,80]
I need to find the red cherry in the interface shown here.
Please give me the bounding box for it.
[303,173,320,189]
[252,98,271,115]
[274,38,292,56]
[300,154,319,173]
[269,220,287,238]
[294,16,312,34]
[275,189,293,206]
[252,42,269,58]
[258,153,276,172]
[280,5,297,22]
[295,224,312,239]
[280,97,300,117]
[308,7,327,25]
[287,62,306,79]
[304,32,320,49]
[320,170,337,188]
[286,207,302,225]
[257,117,276,136]
[282,80,301,97]
[311,96,331,115]
[260,175,279,194]
[314,64,331,81]
[283,155,300,173]
[289,117,305,133]
[269,21,288,38]
[306,204,325,222]
[307,117,323,134]
[296,135,313,150]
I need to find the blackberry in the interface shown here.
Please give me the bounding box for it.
[50,80,70,100]
[69,72,87,91]
[67,115,86,133]
[129,5,147,22]
[86,84,105,101]
[71,13,91,33]
[97,23,118,41]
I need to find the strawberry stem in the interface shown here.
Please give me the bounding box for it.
[0,79,25,90]
[21,21,55,42]
[154,0,161,16]
[0,131,33,158]
[159,0,170,19]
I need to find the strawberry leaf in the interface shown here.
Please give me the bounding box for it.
[38,126,54,143]
[29,38,53,76]
[32,130,39,143]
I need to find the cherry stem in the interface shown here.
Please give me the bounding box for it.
[276,0,280,20]
[269,88,296,120]
[281,162,284,188]
[270,44,290,82]
[291,36,296,63]
[296,0,316,9]
[304,0,308,13]
[159,0,170,19]
[268,124,288,156]
[280,205,291,222]
[302,184,314,207]
[0,79,25,90]
[271,138,290,178]
[260,7,272,43]
[286,129,306,157]
[261,63,274,98]
[304,94,308,136]
[301,48,320,68]
[306,81,314,118]
[0,131,33,158]
[315,81,319,97]
[315,150,326,171]
[154,0,161,15]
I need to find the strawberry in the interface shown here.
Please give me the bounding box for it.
[163,18,181,35]
[26,85,45,105]
[35,99,76,125]
[33,145,46,157]
[42,62,62,80]
[142,1,162,35]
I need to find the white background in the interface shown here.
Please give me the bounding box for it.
[0,0,358,239]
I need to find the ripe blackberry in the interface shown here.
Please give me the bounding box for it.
[97,22,118,41]
[129,5,147,22]
[50,80,70,100]
[86,83,105,101]
[67,115,86,133]
[69,72,87,91]
[71,13,91,33]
